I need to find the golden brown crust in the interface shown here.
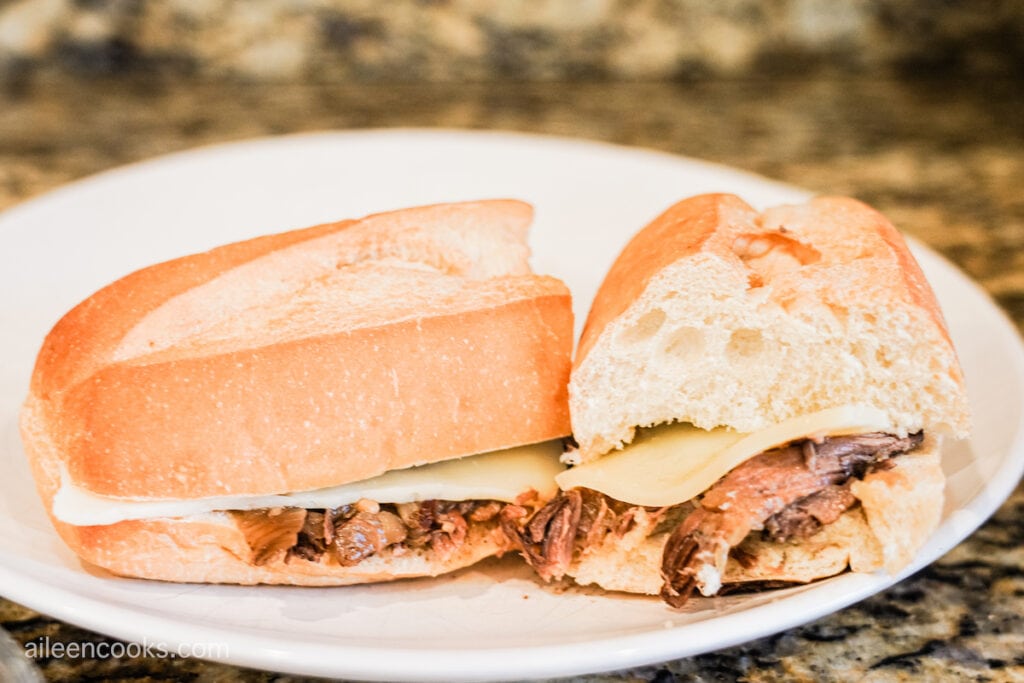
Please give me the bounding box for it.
[806,196,957,353]
[30,218,352,400]
[577,193,957,371]
[54,288,570,498]
[23,200,573,500]
[815,194,950,350]
[575,194,757,365]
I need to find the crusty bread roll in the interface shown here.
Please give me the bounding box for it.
[571,194,969,463]
[519,194,969,604]
[21,200,574,583]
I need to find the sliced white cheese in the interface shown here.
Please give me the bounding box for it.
[53,440,565,526]
[555,405,893,507]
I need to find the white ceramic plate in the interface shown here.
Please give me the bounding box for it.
[0,131,1021,682]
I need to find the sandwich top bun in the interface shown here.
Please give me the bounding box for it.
[23,200,574,504]
[570,193,969,463]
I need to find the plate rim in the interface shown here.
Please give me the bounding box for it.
[0,128,805,232]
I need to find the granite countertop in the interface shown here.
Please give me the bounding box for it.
[1,74,1022,682]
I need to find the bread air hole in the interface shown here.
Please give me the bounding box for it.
[726,328,765,362]
[620,308,666,343]
[661,326,706,363]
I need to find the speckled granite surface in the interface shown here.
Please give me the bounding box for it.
[1,75,1022,681]
[0,1,1022,81]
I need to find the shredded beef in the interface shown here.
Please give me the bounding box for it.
[505,488,649,581]
[510,431,924,609]
[659,432,923,607]
[230,508,308,565]
[395,500,438,548]
[536,490,583,580]
[762,485,858,543]
[468,500,503,522]
[501,490,581,580]
[577,489,612,547]
[291,510,329,562]
[431,505,470,558]
[332,510,408,566]
[232,499,514,567]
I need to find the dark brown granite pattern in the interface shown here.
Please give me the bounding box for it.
[1,75,1022,681]
[0,1,1023,81]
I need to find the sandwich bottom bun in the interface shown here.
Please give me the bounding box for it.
[53,514,507,585]
[567,435,944,596]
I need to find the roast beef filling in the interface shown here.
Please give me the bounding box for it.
[501,488,643,581]
[230,507,308,565]
[231,498,513,567]
[510,431,924,607]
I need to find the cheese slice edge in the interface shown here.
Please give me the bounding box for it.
[54,440,565,526]
[555,405,895,507]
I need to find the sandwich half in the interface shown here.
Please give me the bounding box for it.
[506,193,969,607]
[21,200,574,585]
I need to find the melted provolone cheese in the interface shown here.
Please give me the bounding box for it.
[54,440,565,526]
[555,405,893,507]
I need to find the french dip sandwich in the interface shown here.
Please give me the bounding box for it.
[21,200,574,584]
[507,194,970,607]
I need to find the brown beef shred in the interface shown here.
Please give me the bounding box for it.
[509,432,924,609]
[231,499,526,567]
